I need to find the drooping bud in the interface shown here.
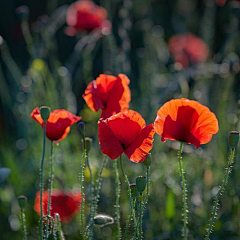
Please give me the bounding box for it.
[78,122,85,136]
[84,137,92,152]
[136,176,147,194]
[143,153,152,167]
[16,5,29,20]
[228,131,239,149]
[18,195,27,209]
[40,106,50,121]
[130,183,138,198]
[94,214,114,227]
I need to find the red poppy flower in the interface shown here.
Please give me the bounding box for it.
[98,110,155,163]
[34,190,81,223]
[83,74,131,119]
[168,34,209,68]
[154,99,219,148]
[66,0,111,36]
[31,108,81,143]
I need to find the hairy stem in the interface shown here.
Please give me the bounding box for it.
[114,160,121,239]
[20,209,28,240]
[119,155,137,232]
[205,148,235,239]
[46,141,53,237]
[79,135,86,238]
[39,121,46,240]
[178,141,188,240]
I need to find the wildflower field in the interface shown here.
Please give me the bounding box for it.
[0,0,240,239]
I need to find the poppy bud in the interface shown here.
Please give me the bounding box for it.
[18,195,27,209]
[40,106,50,121]
[228,131,239,148]
[84,137,92,152]
[94,214,114,227]
[143,153,152,167]
[78,122,85,136]
[130,183,138,198]
[136,176,147,194]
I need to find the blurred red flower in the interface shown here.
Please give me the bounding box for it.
[216,0,240,6]
[31,108,81,143]
[98,110,155,163]
[66,0,111,36]
[34,189,81,223]
[168,34,209,68]
[83,74,131,119]
[154,99,219,148]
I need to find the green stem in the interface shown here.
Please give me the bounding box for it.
[205,148,235,239]
[39,121,46,240]
[114,160,121,240]
[143,166,150,211]
[139,194,143,239]
[20,209,27,240]
[87,156,107,238]
[124,199,136,239]
[119,155,137,228]
[85,151,94,239]
[21,20,34,56]
[133,195,142,239]
[178,141,188,240]
[79,135,86,238]
[46,141,54,237]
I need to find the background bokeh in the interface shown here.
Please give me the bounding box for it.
[0,0,240,239]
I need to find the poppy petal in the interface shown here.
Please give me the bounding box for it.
[105,110,146,149]
[102,74,131,119]
[30,108,44,126]
[82,81,104,112]
[125,124,155,163]
[98,119,124,159]
[154,98,218,148]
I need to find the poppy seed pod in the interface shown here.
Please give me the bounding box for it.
[84,137,92,152]
[136,176,147,194]
[18,195,27,209]
[143,153,152,167]
[78,122,85,136]
[130,183,138,198]
[40,106,51,121]
[228,131,239,148]
[94,214,114,227]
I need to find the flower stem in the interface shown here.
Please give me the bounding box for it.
[119,155,137,230]
[178,141,188,240]
[205,148,235,240]
[46,141,53,237]
[139,194,143,239]
[20,209,28,240]
[86,156,107,238]
[114,160,121,240]
[39,121,46,240]
[85,151,94,239]
[143,166,151,211]
[133,194,143,239]
[79,135,86,238]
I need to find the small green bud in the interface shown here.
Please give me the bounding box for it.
[18,195,27,209]
[228,131,239,148]
[94,214,114,227]
[130,183,138,198]
[84,137,92,152]
[136,176,147,194]
[40,106,50,121]
[143,153,152,167]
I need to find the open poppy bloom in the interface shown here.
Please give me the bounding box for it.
[168,34,209,68]
[34,190,81,223]
[66,0,111,36]
[154,99,219,148]
[83,74,131,119]
[31,108,81,143]
[98,110,155,163]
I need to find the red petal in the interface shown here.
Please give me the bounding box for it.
[101,74,131,118]
[125,124,155,163]
[82,80,104,112]
[98,118,124,159]
[154,99,219,148]
[30,108,44,126]
[105,110,145,149]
